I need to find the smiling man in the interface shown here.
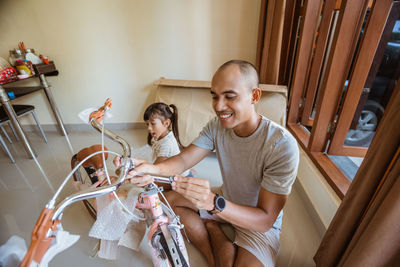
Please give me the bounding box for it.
[126,60,299,266]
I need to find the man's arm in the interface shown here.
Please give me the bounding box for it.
[125,145,211,186]
[217,188,287,232]
[155,144,211,175]
[153,156,168,164]
[172,176,287,233]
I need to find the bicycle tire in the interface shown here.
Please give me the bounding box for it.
[158,229,189,267]
[71,154,97,219]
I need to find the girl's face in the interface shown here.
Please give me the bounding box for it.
[145,116,170,141]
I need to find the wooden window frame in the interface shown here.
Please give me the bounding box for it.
[328,0,398,157]
[300,0,337,127]
[279,0,301,86]
[287,0,394,198]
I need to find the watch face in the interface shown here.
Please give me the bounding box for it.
[216,195,226,211]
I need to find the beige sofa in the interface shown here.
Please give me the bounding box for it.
[154,78,288,146]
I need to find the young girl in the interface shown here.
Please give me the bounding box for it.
[144,102,193,176]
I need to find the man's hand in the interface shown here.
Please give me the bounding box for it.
[113,156,157,186]
[171,176,215,210]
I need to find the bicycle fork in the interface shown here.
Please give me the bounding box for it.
[137,185,189,267]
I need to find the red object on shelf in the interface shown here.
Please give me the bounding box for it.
[0,67,18,85]
[19,41,26,50]
[39,55,49,64]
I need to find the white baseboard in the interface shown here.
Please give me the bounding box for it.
[16,122,146,132]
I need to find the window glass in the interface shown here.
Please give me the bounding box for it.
[345,17,400,148]
[332,11,400,181]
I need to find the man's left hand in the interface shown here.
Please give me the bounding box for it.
[171,175,215,211]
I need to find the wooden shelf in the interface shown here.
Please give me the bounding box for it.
[154,78,288,95]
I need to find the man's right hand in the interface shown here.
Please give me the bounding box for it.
[113,156,158,187]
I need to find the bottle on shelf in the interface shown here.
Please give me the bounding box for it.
[25,49,42,64]
[8,49,25,66]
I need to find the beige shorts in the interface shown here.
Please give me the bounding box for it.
[199,187,280,266]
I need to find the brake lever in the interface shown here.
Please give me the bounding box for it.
[150,174,174,184]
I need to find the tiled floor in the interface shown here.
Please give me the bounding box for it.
[0,128,321,266]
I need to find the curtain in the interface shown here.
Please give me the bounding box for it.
[256,0,286,84]
[314,82,400,266]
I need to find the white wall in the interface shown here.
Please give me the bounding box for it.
[1,0,341,230]
[0,0,261,125]
[297,148,341,230]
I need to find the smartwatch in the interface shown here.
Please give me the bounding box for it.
[208,194,226,214]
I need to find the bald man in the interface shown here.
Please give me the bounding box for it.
[126,60,299,266]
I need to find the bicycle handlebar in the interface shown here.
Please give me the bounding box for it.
[90,111,132,159]
[52,98,133,219]
[22,98,137,267]
[52,155,132,220]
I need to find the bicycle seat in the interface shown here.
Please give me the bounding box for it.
[76,144,108,169]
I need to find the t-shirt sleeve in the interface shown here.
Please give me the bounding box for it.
[261,133,299,195]
[191,118,216,151]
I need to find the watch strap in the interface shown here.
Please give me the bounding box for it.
[207,194,219,215]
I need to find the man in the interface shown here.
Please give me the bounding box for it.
[126,60,299,266]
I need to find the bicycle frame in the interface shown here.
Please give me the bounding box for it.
[21,99,189,267]
[137,183,189,266]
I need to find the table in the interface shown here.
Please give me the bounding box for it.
[0,71,72,159]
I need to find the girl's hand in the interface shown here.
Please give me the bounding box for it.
[171,175,215,211]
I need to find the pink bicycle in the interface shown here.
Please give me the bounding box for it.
[21,99,190,267]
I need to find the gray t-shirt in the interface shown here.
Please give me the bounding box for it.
[192,116,299,230]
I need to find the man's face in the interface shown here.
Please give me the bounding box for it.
[211,65,255,132]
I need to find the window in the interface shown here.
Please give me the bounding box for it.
[286,0,399,198]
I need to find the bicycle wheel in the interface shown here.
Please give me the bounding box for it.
[71,154,98,219]
[152,227,189,267]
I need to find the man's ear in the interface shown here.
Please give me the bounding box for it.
[251,88,262,104]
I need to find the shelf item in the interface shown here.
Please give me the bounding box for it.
[33,61,58,76]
